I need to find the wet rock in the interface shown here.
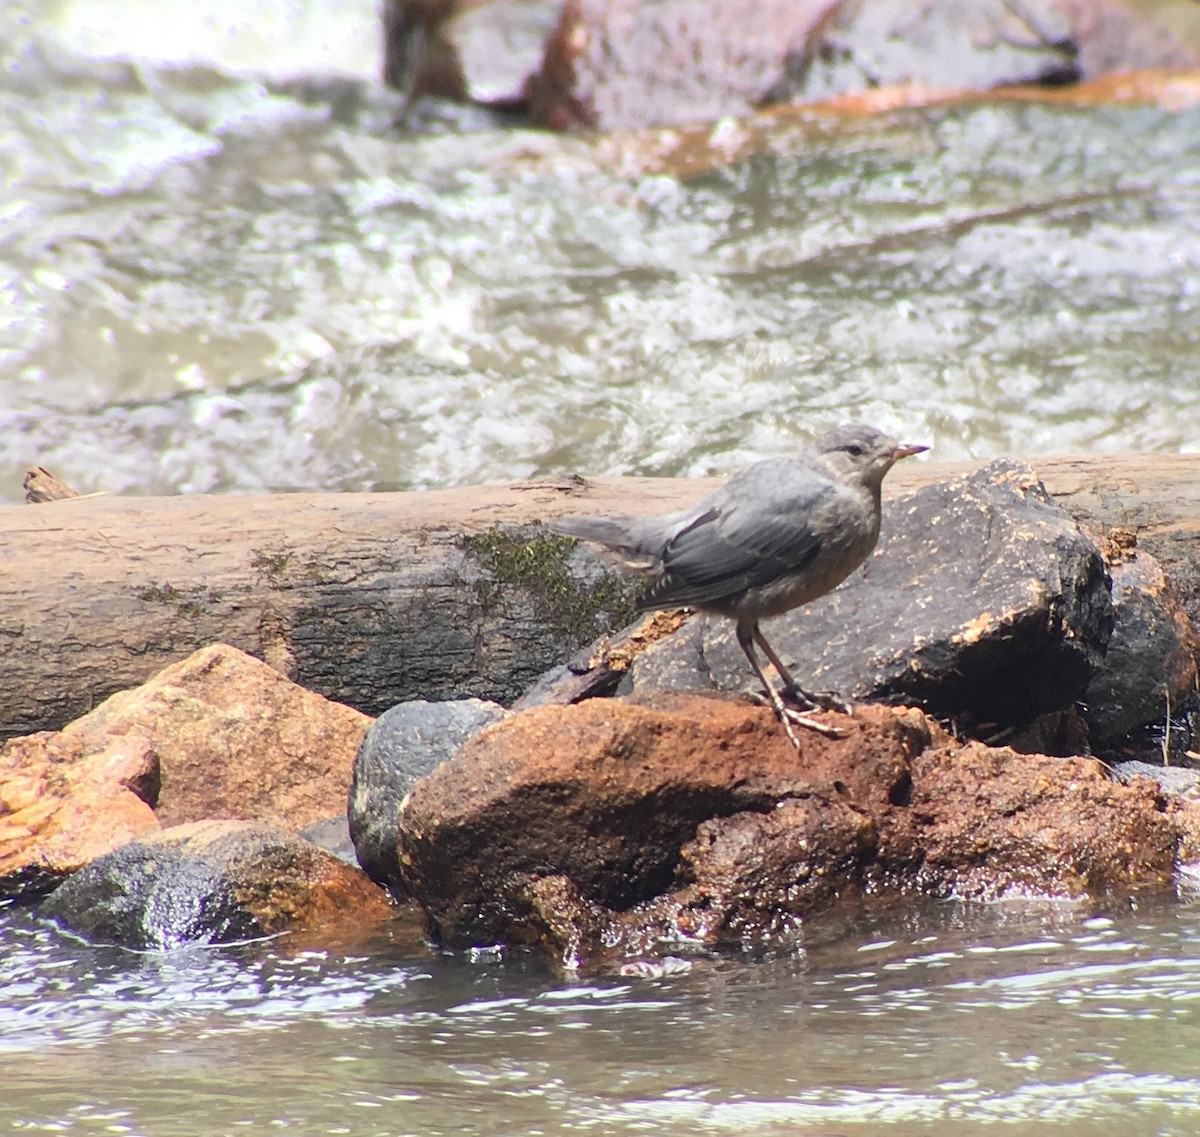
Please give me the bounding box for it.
[349,698,507,893]
[393,693,1190,965]
[882,743,1179,897]
[628,460,1113,734]
[395,695,933,947]
[74,643,371,831]
[528,0,832,130]
[774,0,1198,104]
[1084,549,1199,748]
[41,820,395,950]
[0,730,159,901]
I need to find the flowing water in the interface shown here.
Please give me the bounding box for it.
[5,891,1200,1136]
[3,2,1200,501]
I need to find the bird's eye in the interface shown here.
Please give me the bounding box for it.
[845,444,865,457]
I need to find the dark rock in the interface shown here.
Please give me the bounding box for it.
[445,0,563,106]
[1000,706,1092,757]
[1084,550,1199,747]
[349,698,507,893]
[393,694,1190,966]
[528,0,832,130]
[41,820,395,950]
[385,0,561,109]
[383,0,462,102]
[774,0,1198,105]
[628,460,1114,733]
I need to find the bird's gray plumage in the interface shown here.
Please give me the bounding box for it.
[547,423,927,739]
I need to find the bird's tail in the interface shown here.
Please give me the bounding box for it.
[546,513,665,571]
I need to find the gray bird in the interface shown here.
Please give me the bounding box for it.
[548,424,927,742]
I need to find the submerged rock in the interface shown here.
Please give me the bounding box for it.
[392,693,1191,966]
[41,820,395,950]
[626,460,1113,734]
[349,697,508,893]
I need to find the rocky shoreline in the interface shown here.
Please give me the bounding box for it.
[4,457,1200,970]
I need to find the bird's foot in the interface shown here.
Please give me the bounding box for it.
[779,683,853,716]
[749,689,846,743]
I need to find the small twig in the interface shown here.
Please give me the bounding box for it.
[1163,689,1172,768]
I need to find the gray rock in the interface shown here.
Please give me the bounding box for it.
[299,815,358,865]
[349,698,508,895]
[629,460,1114,730]
[1109,760,1200,802]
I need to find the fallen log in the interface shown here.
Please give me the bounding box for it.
[2,455,1198,739]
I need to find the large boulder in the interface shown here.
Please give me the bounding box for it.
[41,820,397,950]
[1,643,371,898]
[70,643,371,830]
[393,693,1190,966]
[627,460,1114,733]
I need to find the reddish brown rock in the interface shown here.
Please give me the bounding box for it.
[0,730,160,900]
[396,695,932,947]
[528,0,834,130]
[395,693,1190,966]
[882,744,1180,897]
[41,820,399,950]
[70,643,371,830]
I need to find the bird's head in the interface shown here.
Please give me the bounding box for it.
[814,423,928,489]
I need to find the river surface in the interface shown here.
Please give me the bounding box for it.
[5,889,1200,1136]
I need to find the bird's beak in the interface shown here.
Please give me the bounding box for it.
[892,443,928,461]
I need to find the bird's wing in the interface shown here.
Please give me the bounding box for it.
[640,461,833,609]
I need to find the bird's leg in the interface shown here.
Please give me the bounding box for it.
[753,628,853,715]
[737,625,843,742]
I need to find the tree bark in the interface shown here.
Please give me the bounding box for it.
[3,455,1198,739]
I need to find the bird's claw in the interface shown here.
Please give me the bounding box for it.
[748,689,847,744]
[779,683,853,716]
